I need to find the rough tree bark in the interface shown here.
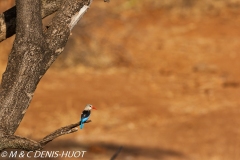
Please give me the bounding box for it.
[0,0,94,151]
[0,0,62,42]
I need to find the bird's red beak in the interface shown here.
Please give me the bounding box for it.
[92,106,97,110]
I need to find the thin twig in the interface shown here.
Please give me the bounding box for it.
[110,146,123,160]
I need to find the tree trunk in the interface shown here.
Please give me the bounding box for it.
[0,0,93,150]
[0,0,46,136]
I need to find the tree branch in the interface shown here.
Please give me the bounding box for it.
[39,120,91,146]
[0,0,62,42]
[41,0,62,18]
[44,0,92,69]
[0,135,41,151]
[0,120,91,151]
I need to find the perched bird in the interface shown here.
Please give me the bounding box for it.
[80,104,96,129]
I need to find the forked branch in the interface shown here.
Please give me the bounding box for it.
[0,0,94,150]
[0,0,62,42]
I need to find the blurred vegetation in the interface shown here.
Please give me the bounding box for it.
[54,0,240,69]
[1,0,240,69]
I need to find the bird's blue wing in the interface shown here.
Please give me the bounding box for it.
[80,110,91,129]
[80,117,89,129]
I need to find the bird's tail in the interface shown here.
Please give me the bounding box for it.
[80,121,84,129]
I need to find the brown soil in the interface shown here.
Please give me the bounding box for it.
[1,1,240,160]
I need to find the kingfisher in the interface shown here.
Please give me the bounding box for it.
[80,104,96,129]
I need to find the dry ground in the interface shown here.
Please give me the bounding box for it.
[0,1,240,160]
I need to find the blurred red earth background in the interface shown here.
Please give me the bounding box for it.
[1,0,240,160]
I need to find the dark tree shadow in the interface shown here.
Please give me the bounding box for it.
[3,139,185,160]
[42,140,184,160]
